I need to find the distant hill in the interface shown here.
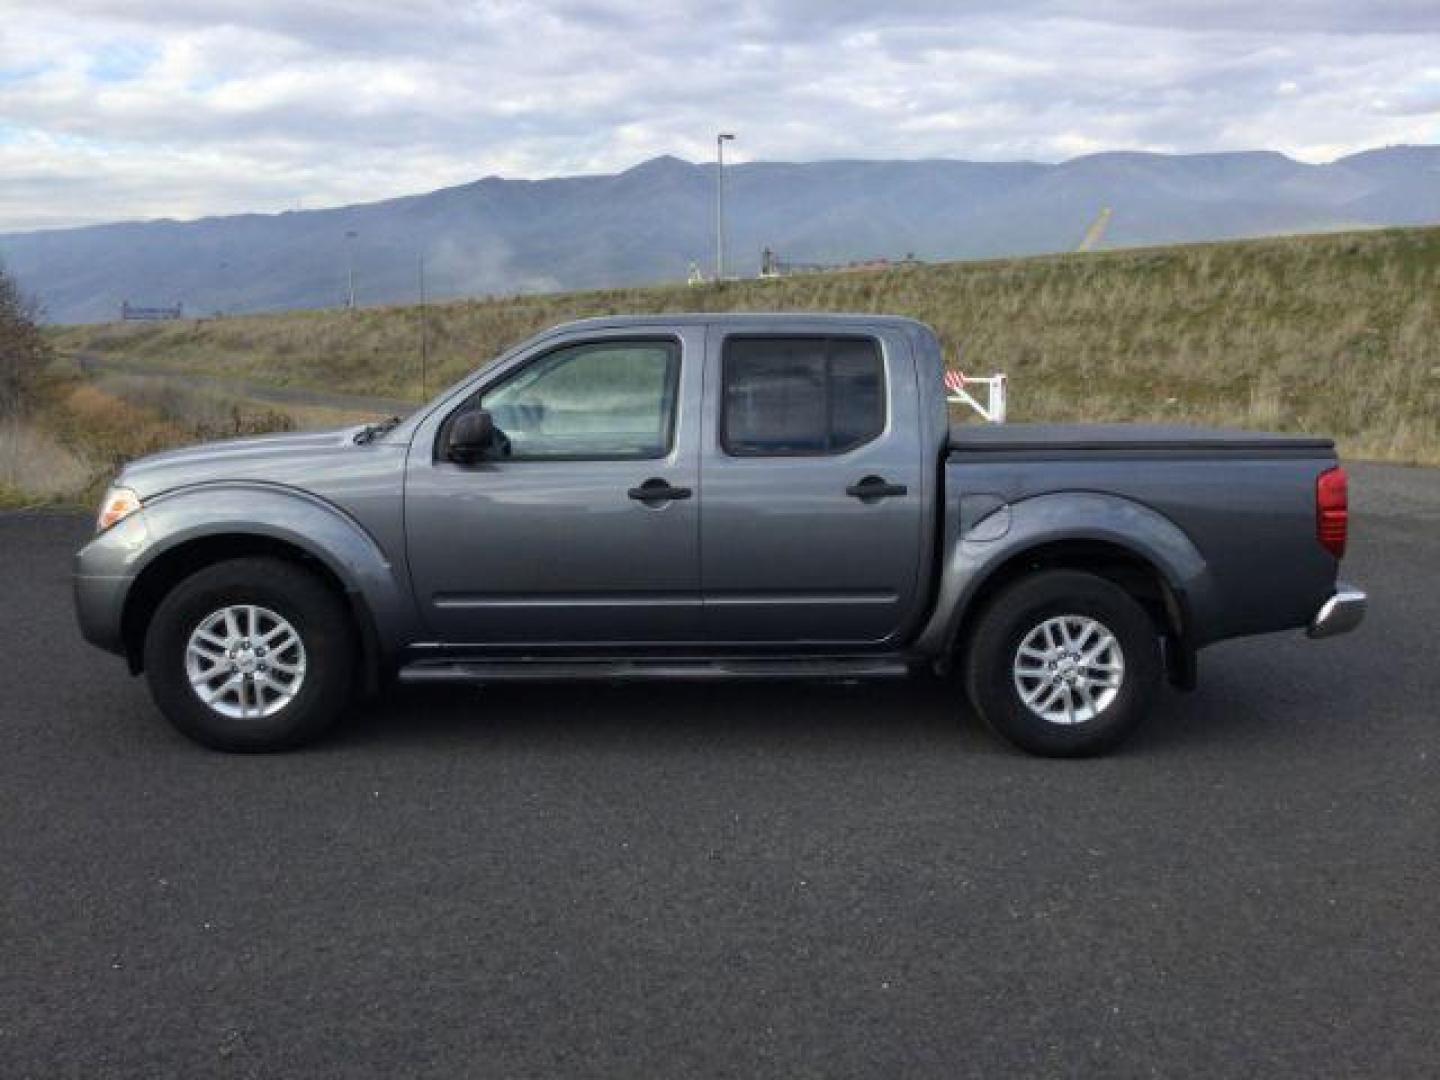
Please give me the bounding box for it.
[6,145,1440,324]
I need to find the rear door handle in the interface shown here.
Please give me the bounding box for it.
[846,476,908,500]
[628,478,692,503]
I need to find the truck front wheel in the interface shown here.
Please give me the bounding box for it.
[963,570,1162,757]
[142,557,356,752]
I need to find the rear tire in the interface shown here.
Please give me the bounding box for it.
[143,557,355,752]
[963,570,1162,757]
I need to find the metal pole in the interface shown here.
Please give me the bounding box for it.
[716,132,734,281]
[345,230,358,310]
[418,252,428,400]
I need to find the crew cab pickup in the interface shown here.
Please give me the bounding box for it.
[74,314,1365,755]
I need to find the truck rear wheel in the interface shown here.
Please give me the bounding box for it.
[963,570,1161,757]
[143,557,355,752]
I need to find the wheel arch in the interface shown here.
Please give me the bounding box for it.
[115,483,411,686]
[921,492,1214,690]
[122,532,378,675]
[949,537,1194,687]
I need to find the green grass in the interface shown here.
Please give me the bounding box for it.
[0,483,33,509]
[49,225,1440,464]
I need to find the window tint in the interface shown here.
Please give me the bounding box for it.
[722,336,885,456]
[479,340,679,460]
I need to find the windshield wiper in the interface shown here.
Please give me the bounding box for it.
[354,416,402,445]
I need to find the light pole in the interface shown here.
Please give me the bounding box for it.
[344,230,358,310]
[715,132,735,282]
[418,251,428,400]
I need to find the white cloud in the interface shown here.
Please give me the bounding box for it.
[0,0,1437,231]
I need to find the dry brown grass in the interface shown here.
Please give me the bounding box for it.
[5,378,301,505]
[0,416,96,505]
[49,225,1440,464]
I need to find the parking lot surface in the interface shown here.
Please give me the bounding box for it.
[2,462,1436,1077]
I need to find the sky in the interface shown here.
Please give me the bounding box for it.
[1,0,1438,233]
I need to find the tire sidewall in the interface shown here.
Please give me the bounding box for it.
[144,560,352,751]
[968,572,1161,757]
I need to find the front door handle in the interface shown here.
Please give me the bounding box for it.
[628,478,692,504]
[846,475,908,501]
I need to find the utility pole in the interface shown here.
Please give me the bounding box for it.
[344,230,358,310]
[715,132,735,282]
[418,252,428,400]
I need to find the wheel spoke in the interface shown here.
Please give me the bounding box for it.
[193,629,229,653]
[1034,682,1067,713]
[260,623,292,647]
[1022,677,1054,705]
[204,673,241,704]
[192,655,224,677]
[1080,635,1117,666]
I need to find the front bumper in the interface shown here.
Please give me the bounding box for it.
[73,512,149,657]
[73,570,133,655]
[1306,584,1367,639]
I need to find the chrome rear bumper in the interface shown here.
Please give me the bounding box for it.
[1306,584,1367,639]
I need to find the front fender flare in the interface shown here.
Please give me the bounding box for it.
[100,481,419,666]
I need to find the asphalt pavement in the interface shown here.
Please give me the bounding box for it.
[1,462,1436,1078]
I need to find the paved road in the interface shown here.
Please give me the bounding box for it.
[1,464,1436,1078]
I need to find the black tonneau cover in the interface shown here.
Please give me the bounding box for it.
[949,423,1334,455]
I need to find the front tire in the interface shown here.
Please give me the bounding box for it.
[963,570,1162,757]
[143,557,356,752]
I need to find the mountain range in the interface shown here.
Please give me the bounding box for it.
[4,145,1439,324]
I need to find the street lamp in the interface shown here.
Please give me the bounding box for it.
[344,230,358,310]
[418,251,428,400]
[715,132,735,282]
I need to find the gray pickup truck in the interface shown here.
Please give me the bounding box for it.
[75,314,1364,756]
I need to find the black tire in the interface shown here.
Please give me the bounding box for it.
[962,570,1162,757]
[143,557,356,752]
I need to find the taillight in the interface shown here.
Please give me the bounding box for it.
[1316,467,1348,559]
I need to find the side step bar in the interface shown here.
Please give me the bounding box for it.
[398,657,912,685]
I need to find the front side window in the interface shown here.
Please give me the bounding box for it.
[721,336,885,456]
[478,339,680,460]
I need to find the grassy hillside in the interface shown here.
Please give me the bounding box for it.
[50,225,1440,465]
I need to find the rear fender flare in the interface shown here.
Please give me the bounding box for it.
[916,491,1218,656]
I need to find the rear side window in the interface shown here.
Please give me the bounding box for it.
[721,336,885,456]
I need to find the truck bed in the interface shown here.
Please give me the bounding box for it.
[949,423,1334,457]
[942,422,1340,646]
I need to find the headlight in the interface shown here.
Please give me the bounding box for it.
[96,486,142,533]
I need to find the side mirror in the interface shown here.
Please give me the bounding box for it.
[448,408,497,463]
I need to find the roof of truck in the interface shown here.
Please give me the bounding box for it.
[543,312,935,334]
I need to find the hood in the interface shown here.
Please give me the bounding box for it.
[116,424,383,500]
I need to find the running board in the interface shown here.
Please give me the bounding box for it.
[398,657,911,685]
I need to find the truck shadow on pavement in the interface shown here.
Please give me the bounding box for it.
[321,653,1331,759]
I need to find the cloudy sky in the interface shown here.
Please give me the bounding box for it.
[2,1,1438,233]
